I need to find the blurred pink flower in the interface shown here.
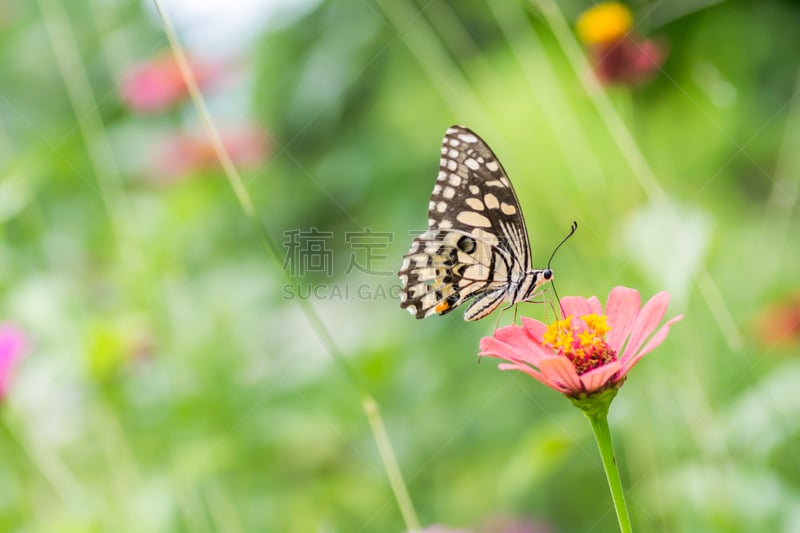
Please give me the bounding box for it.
[153,126,271,180]
[591,36,666,85]
[414,517,553,533]
[481,517,553,533]
[119,53,221,113]
[480,287,682,398]
[415,527,473,533]
[0,323,27,402]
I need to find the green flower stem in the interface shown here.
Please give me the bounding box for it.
[587,410,632,533]
[38,0,127,243]
[571,388,632,533]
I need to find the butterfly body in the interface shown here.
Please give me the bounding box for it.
[399,125,553,321]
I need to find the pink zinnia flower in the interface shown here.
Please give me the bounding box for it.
[0,322,27,402]
[480,287,682,398]
[119,53,221,114]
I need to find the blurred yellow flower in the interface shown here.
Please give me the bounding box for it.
[576,2,633,45]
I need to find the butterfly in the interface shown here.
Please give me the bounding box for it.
[399,125,568,321]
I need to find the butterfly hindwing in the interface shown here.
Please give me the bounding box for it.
[399,126,536,320]
[399,228,509,319]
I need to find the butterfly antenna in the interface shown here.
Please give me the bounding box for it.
[547,221,578,271]
[547,221,578,318]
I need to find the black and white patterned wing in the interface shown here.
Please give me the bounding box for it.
[399,125,533,320]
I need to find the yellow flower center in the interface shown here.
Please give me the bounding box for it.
[576,2,633,45]
[543,314,617,375]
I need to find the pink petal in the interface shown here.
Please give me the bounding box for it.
[539,356,582,393]
[497,363,564,391]
[587,296,603,315]
[579,361,620,392]
[620,291,671,364]
[560,296,592,319]
[479,336,531,364]
[494,325,539,355]
[606,286,641,352]
[621,314,683,374]
[521,317,547,342]
[486,325,553,364]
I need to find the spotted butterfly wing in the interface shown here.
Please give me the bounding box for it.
[398,125,552,321]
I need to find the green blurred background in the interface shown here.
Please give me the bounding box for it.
[1,0,799,531]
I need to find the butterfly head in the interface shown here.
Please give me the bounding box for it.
[521,268,553,302]
[532,268,553,291]
[541,221,578,314]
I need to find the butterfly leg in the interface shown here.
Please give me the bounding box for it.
[490,307,506,337]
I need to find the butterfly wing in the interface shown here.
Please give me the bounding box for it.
[399,125,533,320]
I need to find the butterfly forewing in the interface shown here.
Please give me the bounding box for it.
[428,127,531,268]
[399,125,537,320]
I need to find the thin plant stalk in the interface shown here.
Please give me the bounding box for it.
[760,67,800,280]
[487,0,607,187]
[37,0,127,242]
[375,0,492,127]
[374,0,566,237]
[36,2,147,519]
[87,0,135,77]
[1,416,80,509]
[530,0,742,351]
[152,2,420,530]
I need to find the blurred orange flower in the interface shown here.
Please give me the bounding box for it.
[576,2,633,45]
[119,53,221,113]
[756,294,800,347]
[153,125,271,180]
